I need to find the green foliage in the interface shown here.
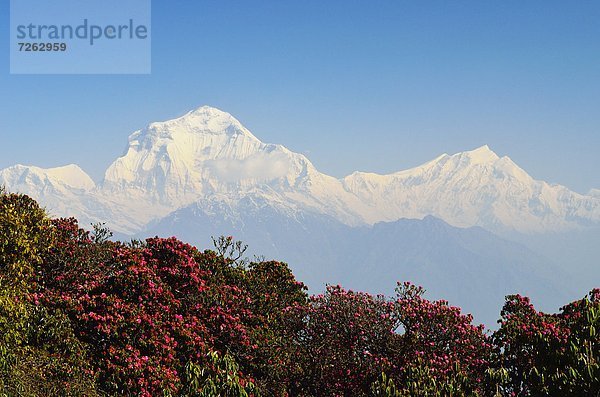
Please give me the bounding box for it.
[181,351,260,397]
[242,260,308,393]
[0,191,49,291]
[370,365,480,397]
[396,360,480,397]
[2,305,100,397]
[370,372,401,396]
[0,191,99,396]
[0,191,49,393]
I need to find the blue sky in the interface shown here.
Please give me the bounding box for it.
[1,1,599,193]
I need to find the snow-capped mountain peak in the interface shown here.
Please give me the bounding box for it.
[0,163,95,191]
[460,144,499,164]
[101,106,271,201]
[143,106,259,141]
[44,164,96,190]
[425,145,502,173]
[98,106,343,224]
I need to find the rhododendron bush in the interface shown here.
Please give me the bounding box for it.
[0,191,598,396]
[490,290,600,396]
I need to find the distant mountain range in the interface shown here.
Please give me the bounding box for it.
[143,202,572,327]
[2,106,598,326]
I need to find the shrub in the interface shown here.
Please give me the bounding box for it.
[0,191,97,396]
[491,289,600,396]
[392,282,492,395]
[289,285,400,396]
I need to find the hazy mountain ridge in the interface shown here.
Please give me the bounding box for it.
[144,201,571,327]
